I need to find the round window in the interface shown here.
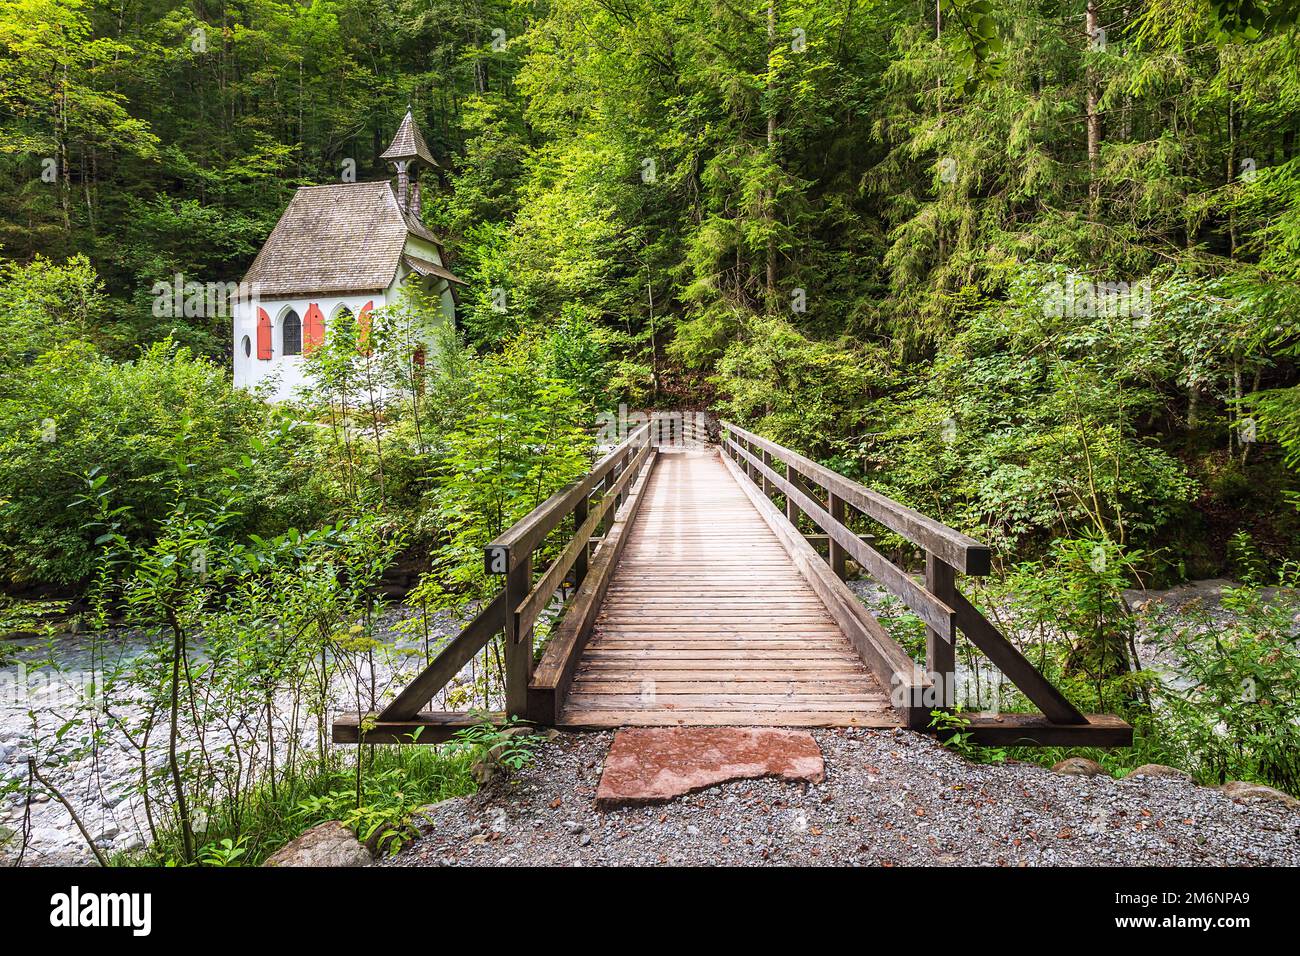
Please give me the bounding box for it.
[242,335,252,357]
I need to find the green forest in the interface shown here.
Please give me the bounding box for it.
[1,0,1299,867]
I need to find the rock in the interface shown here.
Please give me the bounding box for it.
[578,833,591,847]
[1052,757,1105,777]
[1219,781,1300,810]
[262,821,373,867]
[595,727,825,809]
[1123,764,1194,783]
[95,822,121,841]
[412,797,463,827]
[468,726,541,785]
[30,827,66,846]
[470,757,499,787]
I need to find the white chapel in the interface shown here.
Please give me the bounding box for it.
[232,107,463,402]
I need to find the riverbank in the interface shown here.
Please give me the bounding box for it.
[0,603,473,865]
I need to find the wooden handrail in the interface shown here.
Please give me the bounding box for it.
[377,591,507,721]
[527,443,659,723]
[485,422,651,570]
[724,436,956,640]
[349,421,657,731]
[486,421,657,715]
[718,449,933,728]
[719,420,1086,726]
[514,437,653,636]
[721,420,991,575]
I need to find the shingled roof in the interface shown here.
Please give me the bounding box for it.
[380,108,437,166]
[242,181,455,297]
[403,254,467,286]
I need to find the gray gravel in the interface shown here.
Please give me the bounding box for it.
[386,728,1300,867]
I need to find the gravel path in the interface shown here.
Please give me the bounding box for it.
[386,728,1300,867]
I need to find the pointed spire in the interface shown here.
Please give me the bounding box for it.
[381,107,437,167]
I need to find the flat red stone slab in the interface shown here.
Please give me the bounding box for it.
[595,727,825,809]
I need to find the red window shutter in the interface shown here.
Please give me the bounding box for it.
[303,303,325,352]
[357,300,374,355]
[256,308,272,360]
[412,346,426,395]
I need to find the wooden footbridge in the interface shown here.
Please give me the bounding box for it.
[335,416,1131,748]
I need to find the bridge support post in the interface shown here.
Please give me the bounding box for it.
[786,468,805,530]
[572,494,589,587]
[612,458,626,513]
[504,553,534,719]
[596,471,612,538]
[829,492,848,579]
[925,553,957,709]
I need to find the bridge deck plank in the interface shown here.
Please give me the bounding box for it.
[559,449,900,729]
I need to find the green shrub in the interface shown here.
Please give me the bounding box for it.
[0,340,289,585]
[134,744,479,866]
[1151,575,1300,793]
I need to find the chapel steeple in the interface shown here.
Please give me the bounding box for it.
[381,106,437,215]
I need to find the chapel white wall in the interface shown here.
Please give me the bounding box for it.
[232,276,453,404]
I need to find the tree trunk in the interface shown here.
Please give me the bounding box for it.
[166,613,195,863]
[1085,1,1102,207]
[765,0,777,304]
[1227,78,1238,256]
[936,0,945,264]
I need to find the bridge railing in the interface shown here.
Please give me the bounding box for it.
[334,422,657,743]
[718,421,1120,743]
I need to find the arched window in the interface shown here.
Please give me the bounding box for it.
[329,305,356,352]
[282,310,302,356]
[241,335,251,358]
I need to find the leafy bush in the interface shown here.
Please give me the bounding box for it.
[964,551,1300,796]
[868,279,1201,557]
[417,335,595,607]
[0,339,302,586]
[137,745,479,866]
[0,254,105,366]
[1149,574,1300,793]
[713,316,888,458]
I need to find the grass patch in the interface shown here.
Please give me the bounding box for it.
[115,741,480,867]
